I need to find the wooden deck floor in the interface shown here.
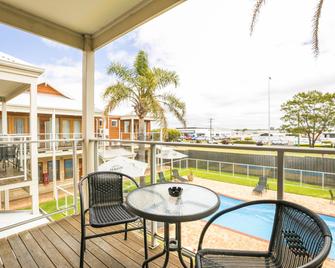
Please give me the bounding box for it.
[0,215,189,267]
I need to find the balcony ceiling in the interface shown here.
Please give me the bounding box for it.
[0,0,184,50]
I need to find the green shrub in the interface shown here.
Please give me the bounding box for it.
[321,140,333,144]
[244,137,253,141]
[233,140,256,145]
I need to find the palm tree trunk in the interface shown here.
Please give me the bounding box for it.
[138,117,146,186]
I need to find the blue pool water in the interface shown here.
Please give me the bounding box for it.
[208,195,335,260]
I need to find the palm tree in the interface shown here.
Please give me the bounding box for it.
[103,50,186,185]
[250,0,324,56]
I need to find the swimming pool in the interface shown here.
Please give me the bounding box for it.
[208,195,335,260]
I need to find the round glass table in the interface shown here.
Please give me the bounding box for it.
[126,183,220,268]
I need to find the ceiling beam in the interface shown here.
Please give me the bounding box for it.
[92,0,185,50]
[0,2,84,50]
[5,83,29,101]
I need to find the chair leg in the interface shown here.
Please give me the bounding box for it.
[124,223,128,240]
[143,219,148,267]
[80,224,86,268]
[80,236,85,268]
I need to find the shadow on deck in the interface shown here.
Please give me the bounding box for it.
[0,215,189,267]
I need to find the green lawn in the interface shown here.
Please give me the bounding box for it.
[172,168,331,200]
[40,196,76,221]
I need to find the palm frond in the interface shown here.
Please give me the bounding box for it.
[159,93,186,127]
[312,0,324,57]
[153,68,179,89]
[107,63,135,85]
[147,97,168,129]
[103,83,133,114]
[250,0,266,35]
[134,50,149,76]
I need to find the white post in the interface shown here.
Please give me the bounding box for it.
[150,144,159,248]
[82,35,95,176]
[1,100,7,135]
[23,137,27,180]
[131,118,134,154]
[30,82,39,215]
[4,190,9,210]
[52,110,57,201]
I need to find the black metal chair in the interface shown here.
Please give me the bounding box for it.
[196,200,332,268]
[329,189,334,204]
[79,171,148,268]
[158,171,167,183]
[172,169,188,182]
[253,175,269,194]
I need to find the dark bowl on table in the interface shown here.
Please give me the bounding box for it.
[168,186,183,197]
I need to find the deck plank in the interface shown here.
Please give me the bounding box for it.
[57,219,124,268]
[39,225,86,268]
[0,238,20,268]
[30,228,72,268]
[0,215,193,268]
[7,235,37,268]
[72,215,188,268]
[65,217,140,268]
[48,221,107,268]
[19,231,55,268]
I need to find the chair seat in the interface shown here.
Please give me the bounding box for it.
[196,251,279,268]
[89,203,139,227]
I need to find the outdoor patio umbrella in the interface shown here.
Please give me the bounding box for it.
[156,148,188,178]
[98,148,136,162]
[98,156,147,178]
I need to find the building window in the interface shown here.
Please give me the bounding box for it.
[62,119,70,139]
[64,159,73,179]
[74,120,81,138]
[111,120,118,127]
[14,118,25,134]
[124,121,130,133]
[47,160,60,181]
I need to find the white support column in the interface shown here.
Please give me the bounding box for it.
[30,82,39,215]
[82,35,95,176]
[52,110,57,201]
[2,100,7,135]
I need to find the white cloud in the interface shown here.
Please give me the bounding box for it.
[127,0,335,129]
[41,38,69,50]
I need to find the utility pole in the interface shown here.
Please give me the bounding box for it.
[268,76,271,145]
[209,118,213,142]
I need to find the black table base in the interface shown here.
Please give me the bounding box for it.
[142,222,193,268]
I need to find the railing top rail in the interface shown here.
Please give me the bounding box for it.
[0,138,83,145]
[90,138,335,154]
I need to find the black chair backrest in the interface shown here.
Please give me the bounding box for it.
[79,171,137,209]
[172,169,179,177]
[270,202,331,267]
[158,171,166,183]
[259,175,267,186]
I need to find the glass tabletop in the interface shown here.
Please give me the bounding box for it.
[126,183,220,223]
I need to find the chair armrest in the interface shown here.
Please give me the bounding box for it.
[197,199,278,251]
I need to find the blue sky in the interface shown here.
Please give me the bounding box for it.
[1,0,335,129]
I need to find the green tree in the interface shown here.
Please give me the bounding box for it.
[151,128,182,142]
[103,50,186,185]
[250,0,324,56]
[281,91,335,147]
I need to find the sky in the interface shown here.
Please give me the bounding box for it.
[1,0,335,130]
